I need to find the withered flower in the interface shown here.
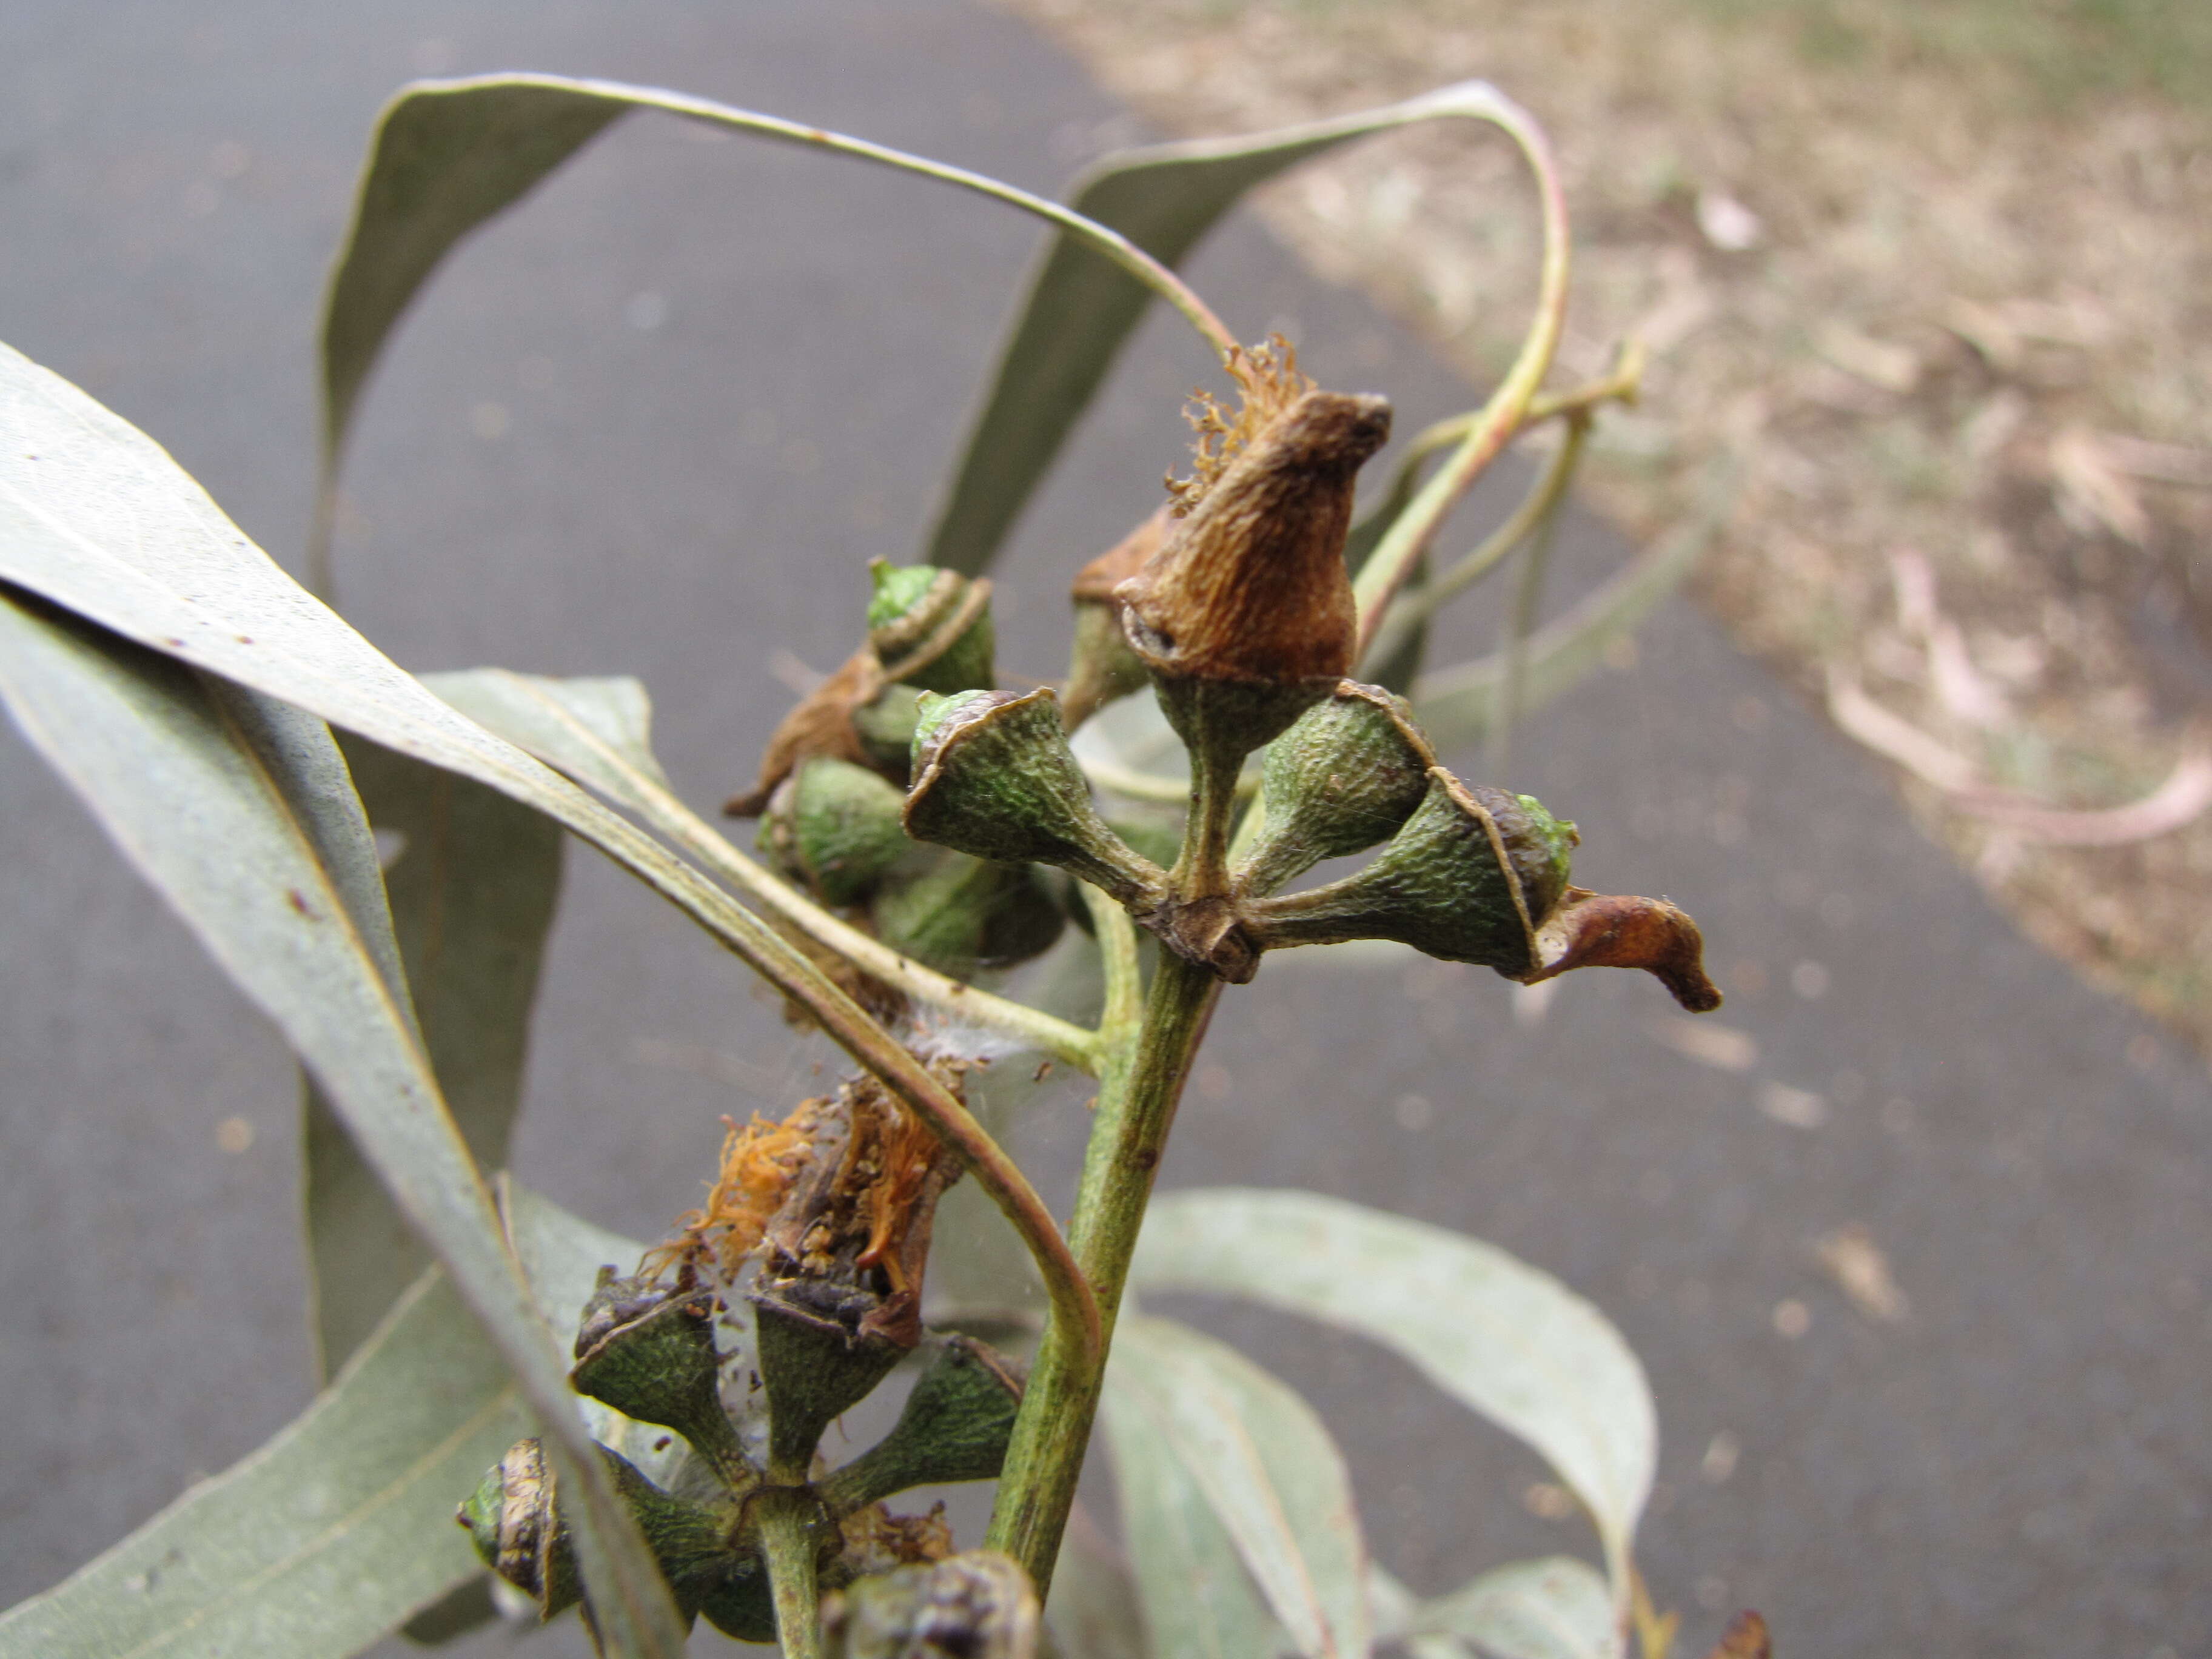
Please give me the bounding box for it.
[1116,338,1392,765]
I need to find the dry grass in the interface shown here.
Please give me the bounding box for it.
[1001,0,2212,1053]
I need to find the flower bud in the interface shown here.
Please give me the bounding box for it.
[1060,510,1166,732]
[1116,356,1392,767]
[869,562,995,695]
[871,851,1065,977]
[763,756,916,908]
[1236,680,1438,898]
[853,685,925,779]
[903,688,1168,913]
[1243,768,1577,973]
[822,1551,1040,1659]
[818,1336,1027,1515]
[569,1264,756,1493]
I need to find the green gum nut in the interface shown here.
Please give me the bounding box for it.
[817,1336,1026,1515]
[903,688,1168,913]
[871,851,1065,977]
[852,683,925,779]
[868,561,996,695]
[822,1551,1039,1659]
[763,756,915,908]
[1243,768,1578,974]
[569,1266,757,1493]
[751,1293,908,1485]
[1237,680,1438,899]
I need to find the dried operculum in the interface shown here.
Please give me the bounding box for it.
[1165,335,1316,517]
[726,647,885,819]
[1518,887,1722,1012]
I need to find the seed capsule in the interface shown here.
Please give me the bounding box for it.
[763,756,916,908]
[818,1336,1027,1515]
[569,1265,756,1493]
[1236,680,1438,898]
[902,688,1167,913]
[871,851,1065,977]
[1243,768,1577,973]
[869,562,996,695]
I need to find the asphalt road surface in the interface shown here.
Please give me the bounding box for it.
[2,4,2207,1656]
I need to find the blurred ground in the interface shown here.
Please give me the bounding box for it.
[1000,0,2212,1053]
[1,4,2208,1659]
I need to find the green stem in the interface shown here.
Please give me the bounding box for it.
[1349,95,1571,652]
[984,953,1222,1593]
[752,1487,826,1659]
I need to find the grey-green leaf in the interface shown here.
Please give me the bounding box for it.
[313,73,1228,591]
[1044,1505,1152,1659]
[419,668,673,812]
[0,590,680,1655]
[1099,1366,1285,1659]
[1106,1317,1370,1659]
[307,735,564,1376]
[923,81,1545,576]
[0,1269,522,1659]
[1128,1190,1653,1598]
[1410,1558,1618,1659]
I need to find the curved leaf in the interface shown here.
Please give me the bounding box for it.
[924,81,1545,575]
[0,592,681,1657]
[418,668,672,811]
[1099,1372,1284,1659]
[312,74,1235,588]
[1128,1190,1653,1598]
[308,734,564,1376]
[1105,1317,1370,1659]
[0,1270,525,1659]
[1411,1558,1617,1659]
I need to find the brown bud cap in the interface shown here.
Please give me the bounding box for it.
[1517,886,1723,1013]
[1061,512,1167,733]
[1116,388,1391,691]
[726,646,884,819]
[1071,507,1168,604]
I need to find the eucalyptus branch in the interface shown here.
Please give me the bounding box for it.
[985,953,1223,1593]
[1350,93,1572,651]
[752,1488,827,1659]
[621,770,1104,1073]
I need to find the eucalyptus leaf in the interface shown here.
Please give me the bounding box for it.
[925,81,1545,575]
[1044,1504,1152,1659]
[418,667,672,813]
[1128,1190,1654,1598]
[1409,1557,1618,1659]
[1099,1367,1285,1659]
[0,588,682,1655]
[308,735,563,1376]
[0,1267,520,1659]
[1107,1316,1370,1659]
[313,73,1229,590]
[1411,467,1734,755]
